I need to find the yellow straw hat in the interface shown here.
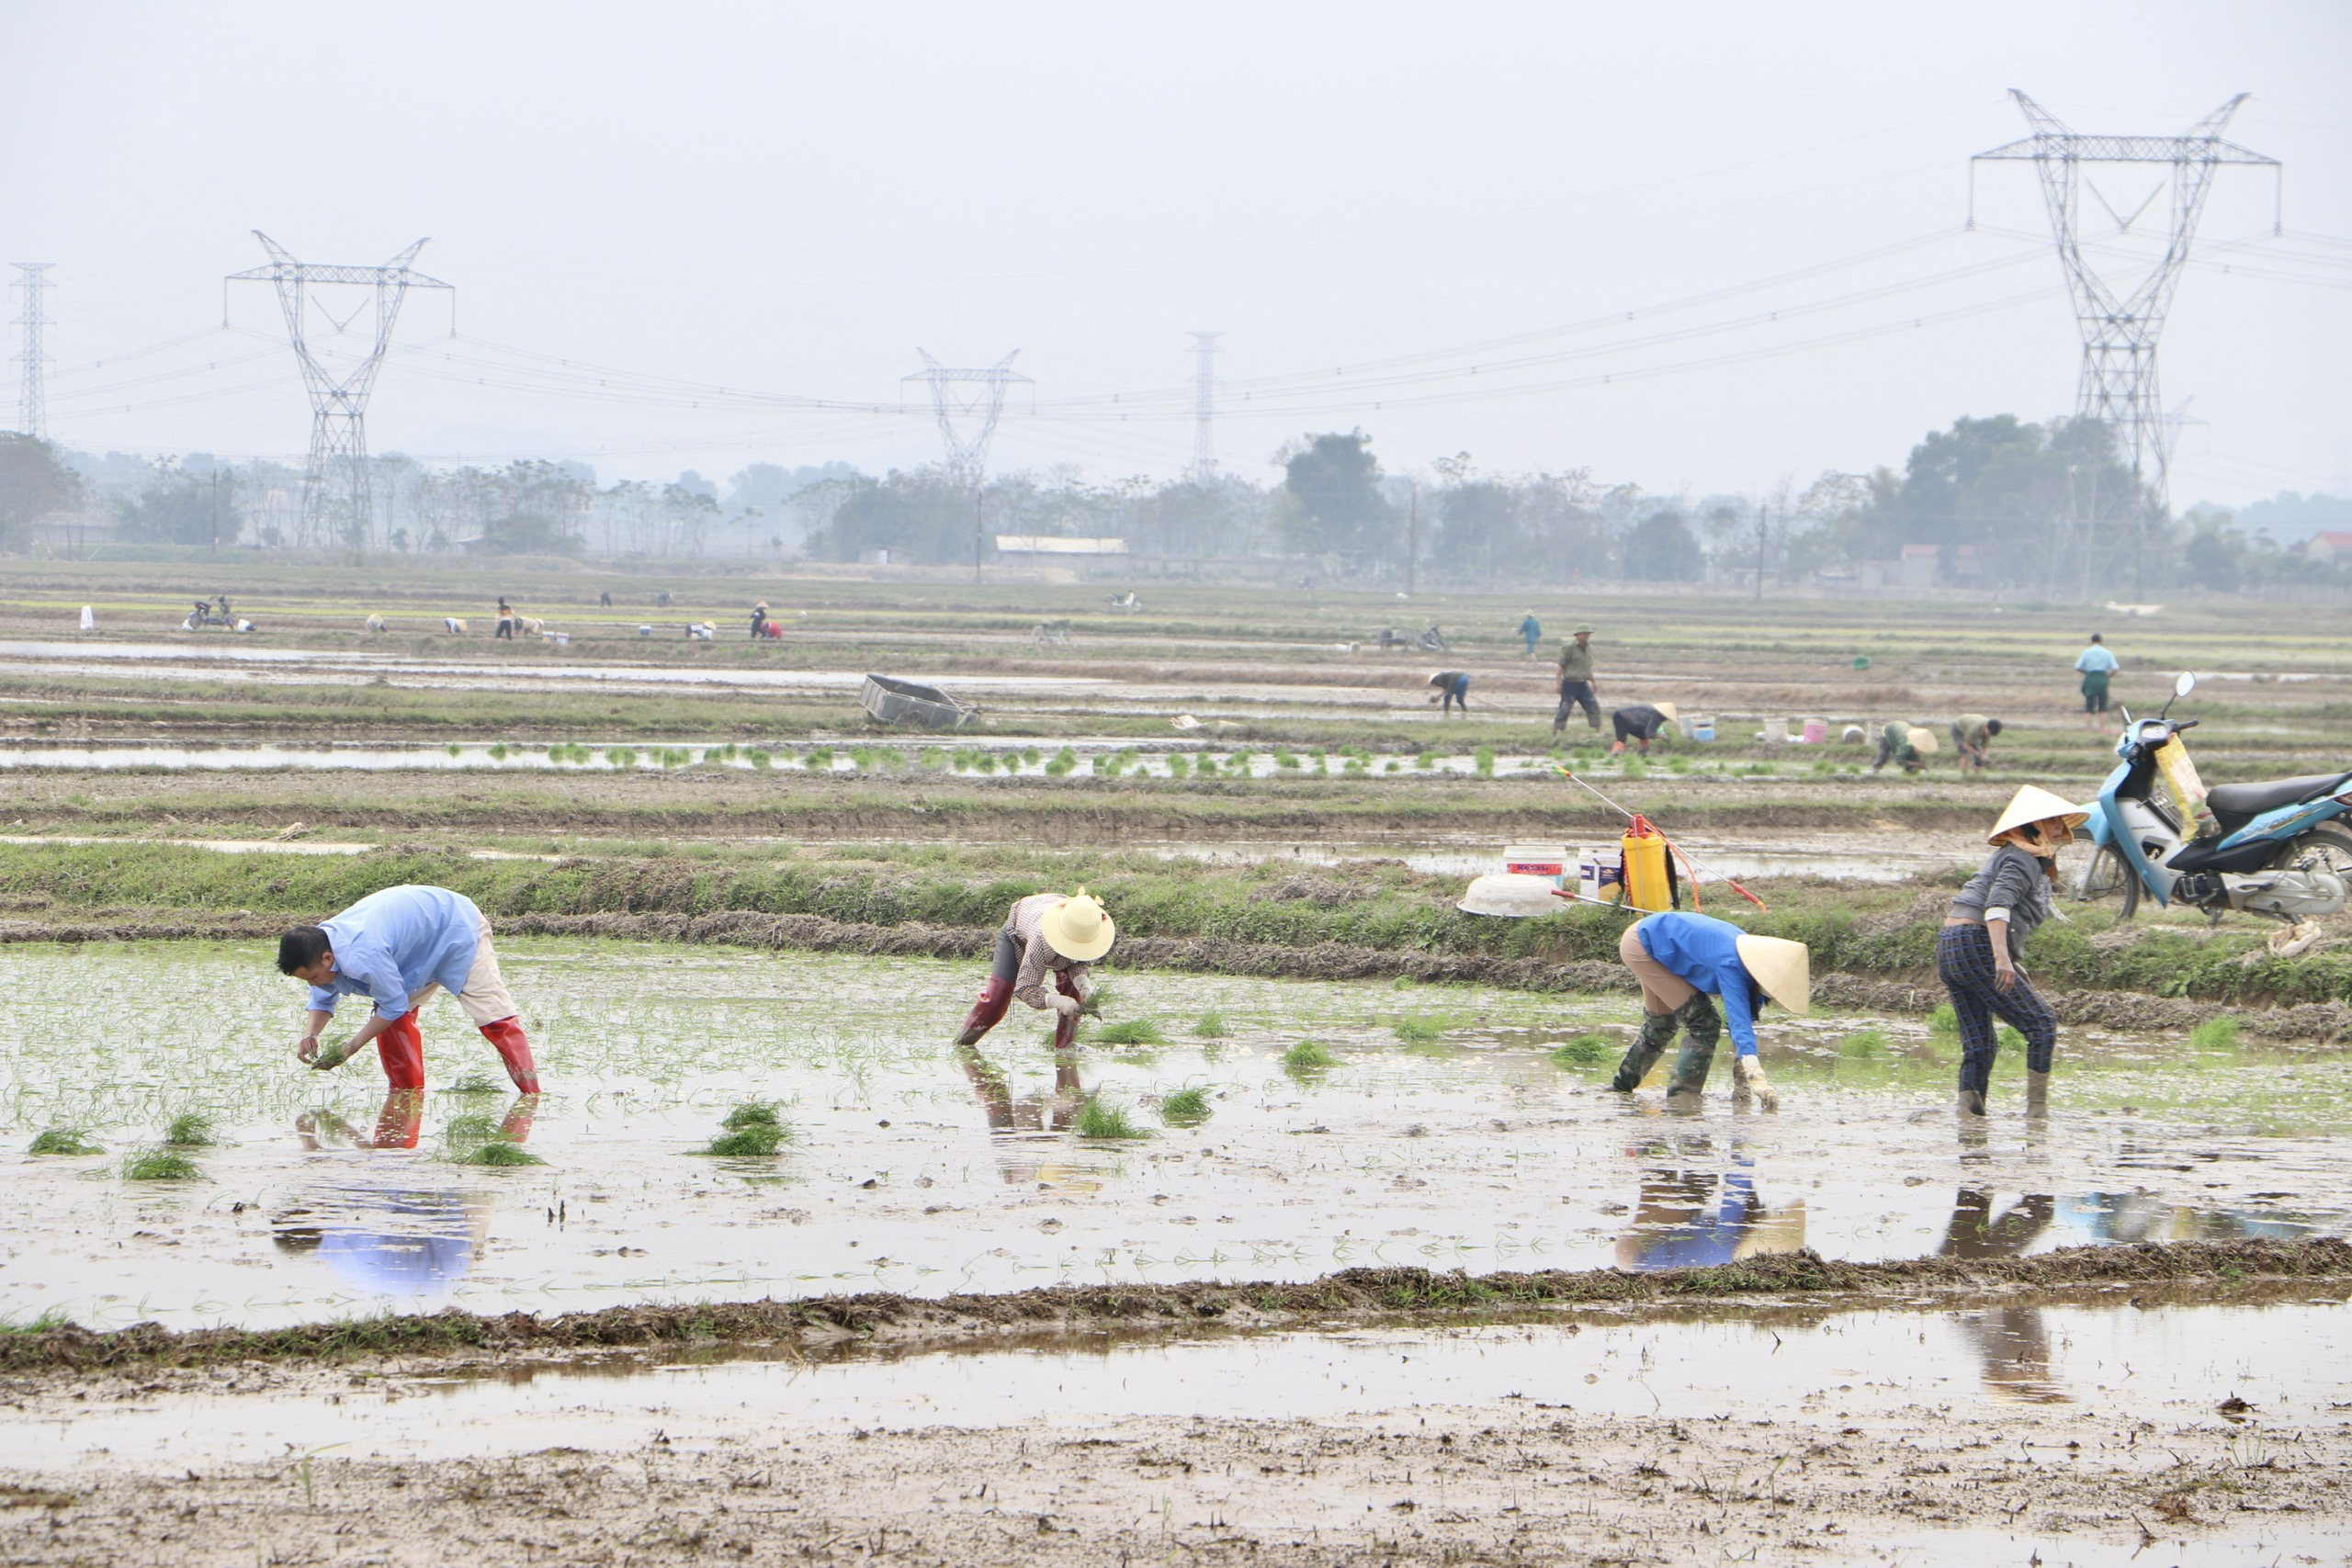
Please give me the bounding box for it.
[1652,701,1679,725]
[1040,888,1117,962]
[1733,933,1810,1015]
[1905,726,1939,756]
[1986,784,2089,847]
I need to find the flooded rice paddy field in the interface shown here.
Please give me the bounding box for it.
[4,940,2345,1334]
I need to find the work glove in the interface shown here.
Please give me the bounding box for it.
[1732,1055,1780,1112]
[1048,994,1082,1019]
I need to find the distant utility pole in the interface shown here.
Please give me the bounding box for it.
[1187,332,1221,480]
[1754,503,1768,601]
[10,263,54,439]
[1405,481,1419,597]
[228,233,451,552]
[1973,90,2278,535]
[904,349,1030,582]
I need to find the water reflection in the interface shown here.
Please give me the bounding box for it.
[1939,1189,2064,1401]
[1613,1138,1806,1269]
[956,1043,1100,1190]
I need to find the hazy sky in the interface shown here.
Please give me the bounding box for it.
[5,2,2346,505]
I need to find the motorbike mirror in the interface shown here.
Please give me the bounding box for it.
[2174,671,2197,698]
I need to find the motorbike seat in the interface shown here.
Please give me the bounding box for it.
[2205,771,2352,821]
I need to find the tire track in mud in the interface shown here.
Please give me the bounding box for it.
[6,908,2351,1040]
[4,1239,2345,1376]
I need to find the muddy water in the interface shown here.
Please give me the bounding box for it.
[6,1296,2344,1472]
[2,941,2344,1332]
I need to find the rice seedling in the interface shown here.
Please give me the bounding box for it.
[2191,1017,2242,1051]
[163,1111,215,1147]
[28,1128,100,1156]
[487,743,509,761]
[446,1072,503,1095]
[695,1100,791,1156]
[606,746,638,768]
[124,1147,202,1180]
[445,742,462,757]
[1838,1027,1889,1060]
[1076,1097,1149,1140]
[1282,1039,1336,1070]
[1091,1018,1168,1047]
[1158,1084,1213,1126]
[1274,748,1299,769]
[459,1139,545,1167]
[0,1307,71,1336]
[747,748,772,769]
[1167,754,1191,779]
[722,1100,783,1131]
[1474,746,1496,777]
[1550,1034,1611,1067]
[1392,1012,1451,1046]
[1192,1010,1229,1038]
[1927,1003,1959,1035]
[1623,758,1648,779]
[1414,750,1437,770]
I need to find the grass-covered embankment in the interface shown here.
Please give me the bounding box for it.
[5,839,2351,1013]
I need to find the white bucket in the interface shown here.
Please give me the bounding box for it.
[1577,847,1624,904]
[1763,716,1790,743]
[1503,842,1568,887]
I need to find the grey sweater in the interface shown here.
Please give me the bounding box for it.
[1949,844,2056,963]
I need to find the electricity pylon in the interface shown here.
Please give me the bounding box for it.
[904,349,1028,488]
[1973,90,2277,523]
[1188,331,1221,480]
[229,233,451,548]
[10,263,53,439]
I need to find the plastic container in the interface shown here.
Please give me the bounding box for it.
[1690,718,1715,742]
[1801,718,1827,743]
[1763,717,1790,743]
[1623,827,1674,912]
[1578,847,1623,905]
[1503,843,1568,888]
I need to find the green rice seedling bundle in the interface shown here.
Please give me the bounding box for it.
[1274,748,1299,769]
[1623,759,1647,779]
[445,742,463,757]
[487,742,510,761]
[1091,1018,1168,1047]
[1392,1012,1450,1046]
[1838,1027,1888,1060]
[696,1100,790,1156]
[1474,746,1496,777]
[1192,1010,1229,1038]
[1076,1097,1148,1140]
[446,1073,503,1095]
[459,1139,545,1167]
[1550,1035,1610,1067]
[1168,754,1191,779]
[722,1100,783,1131]
[1158,1084,1213,1127]
[748,748,773,769]
[1228,750,1252,773]
[1414,750,1437,771]
[1282,1039,1336,1070]
[163,1111,215,1147]
[28,1128,100,1156]
[124,1147,202,1180]
[607,746,639,768]
[1021,748,1042,766]
[2190,1017,2241,1051]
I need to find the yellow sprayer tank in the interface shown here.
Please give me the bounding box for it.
[1622,819,1675,913]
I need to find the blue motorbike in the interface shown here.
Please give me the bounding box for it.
[2077,671,2352,931]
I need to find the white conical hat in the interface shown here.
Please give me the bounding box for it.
[1987,784,2088,846]
[1733,933,1810,1016]
[1905,726,1939,755]
[1653,702,1679,724]
[1040,888,1117,961]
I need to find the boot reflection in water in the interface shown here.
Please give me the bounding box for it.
[293,1089,427,1151]
[956,1043,1085,1135]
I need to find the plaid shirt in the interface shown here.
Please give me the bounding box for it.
[1005,893,1093,1010]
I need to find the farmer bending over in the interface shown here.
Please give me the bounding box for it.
[954,889,1117,1053]
[278,884,540,1094]
[1609,701,1679,757]
[1608,910,1808,1111]
[1871,722,1938,774]
[1951,714,2003,774]
[1428,670,1471,717]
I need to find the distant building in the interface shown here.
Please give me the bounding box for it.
[2291,531,2352,563]
[993,536,1129,557]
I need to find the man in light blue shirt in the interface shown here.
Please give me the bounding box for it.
[277,885,539,1094]
[2074,634,2120,734]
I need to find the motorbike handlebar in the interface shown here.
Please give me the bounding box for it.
[2173,718,2199,731]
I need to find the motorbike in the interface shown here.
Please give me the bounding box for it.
[1376,624,1449,652]
[2076,671,2352,936]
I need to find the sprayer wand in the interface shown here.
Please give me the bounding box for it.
[1554,766,1770,911]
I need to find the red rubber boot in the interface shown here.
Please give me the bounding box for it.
[478,1015,541,1095]
[1052,971,1082,1052]
[376,1012,425,1090]
[956,977,1013,1046]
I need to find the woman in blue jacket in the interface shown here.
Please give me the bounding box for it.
[1610,910,1809,1110]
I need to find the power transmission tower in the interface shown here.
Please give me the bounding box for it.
[1973,90,2277,536]
[228,232,451,550]
[1187,332,1221,479]
[10,263,53,439]
[904,350,1028,488]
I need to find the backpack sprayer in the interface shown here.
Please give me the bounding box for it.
[1549,767,1770,915]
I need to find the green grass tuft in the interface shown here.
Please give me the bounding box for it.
[1158,1085,1213,1126]
[0,1307,72,1336]
[1838,1027,1889,1060]
[1392,1012,1452,1046]
[1996,1025,2027,1054]
[1282,1039,1336,1070]
[458,1139,545,1167]
[28,1128,100,1156]
[443,1113,502,1144]
[1192,1010,1229,1038]
[163,1111,215,1147]
[2191,1017,2242,1051]
[1076,1098,1149,1139]
[1549,1034,1611,1067]
[124,1147,202,1180]
[699,1123,786,1156]
[446,1073,503,1096]
[1091,1018,1168,1046]
[722,1100,783,1132]
[1927,1003,1959,1035]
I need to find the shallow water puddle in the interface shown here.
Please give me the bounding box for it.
[5,1298,2343,1472]
[2,941,2346,1330]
